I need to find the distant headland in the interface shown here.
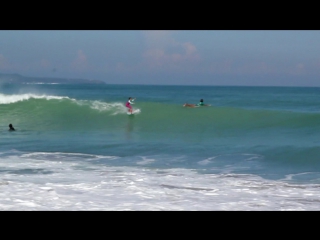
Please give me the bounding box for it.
[0,73,106,84]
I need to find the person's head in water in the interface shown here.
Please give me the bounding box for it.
[9,123,15,131]
[200,99,204,102]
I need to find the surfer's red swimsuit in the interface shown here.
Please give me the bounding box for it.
[126,101,132,109]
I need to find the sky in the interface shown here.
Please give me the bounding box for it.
[0,30,320,86]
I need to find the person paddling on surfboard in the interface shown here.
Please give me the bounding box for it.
[126,97,135,114]
[196,99,210,106]
[183,99,210,108]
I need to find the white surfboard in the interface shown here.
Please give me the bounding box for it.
[127,109,141,115]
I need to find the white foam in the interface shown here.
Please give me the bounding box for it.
[198,157,216,165]
[137,157,155,165]
[0,93,69,104]
[70,100,134,115]
[0,93,139,116]
[0,152,320,210]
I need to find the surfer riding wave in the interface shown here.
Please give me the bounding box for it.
[126,97,135,114]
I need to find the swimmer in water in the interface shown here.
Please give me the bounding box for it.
[8,123,15,131]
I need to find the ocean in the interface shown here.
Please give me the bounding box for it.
[1,82,320,210]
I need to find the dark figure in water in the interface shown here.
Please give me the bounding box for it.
[9,124,15,131]
[183,99,211,108]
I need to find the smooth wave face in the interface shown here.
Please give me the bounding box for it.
[2,92,320,151]
[2,91,320,130]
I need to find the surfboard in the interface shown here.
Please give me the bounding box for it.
[127,109,140,115]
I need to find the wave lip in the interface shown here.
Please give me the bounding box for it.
[0,93,70,104]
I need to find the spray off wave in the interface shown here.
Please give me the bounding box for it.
[0,93,69,104]
[0,92,134,114]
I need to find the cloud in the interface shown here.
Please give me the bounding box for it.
[115,62,125,72]
[235,61,274,75]
[206,59,310,76]
[288,63,305,75]
[183,42,197,56]
[208,60,233,74]
[40,59,51,68]
[70,50,88,71]
[142,30,172,49]
[142,31,201,71]
[0,54,11,70]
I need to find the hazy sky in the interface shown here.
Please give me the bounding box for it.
[0,30,319,86]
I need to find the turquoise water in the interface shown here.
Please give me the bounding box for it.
[1,83,320,210]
